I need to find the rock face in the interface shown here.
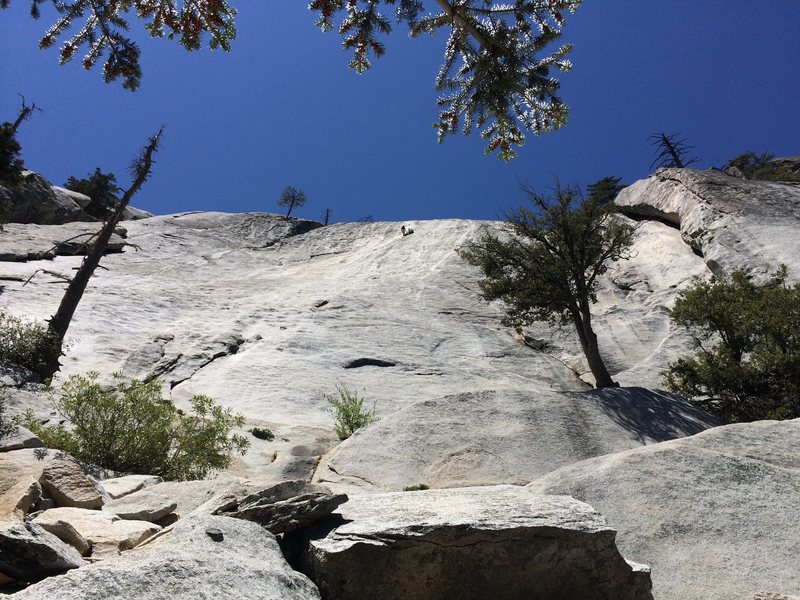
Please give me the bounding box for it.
[0,221,127,262]
[11,514,321,599]
[0,521,84,582]
[616,167,800,280]
[0,210,720,476]
[315,387,719,494]
[39,459,104,510]
[306,486,652,600]
[527,419,800,600]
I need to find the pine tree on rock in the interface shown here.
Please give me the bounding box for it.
[4,0,581,160]
[278,186,307,219]
[460,178,635,388]
[65,168,122,219]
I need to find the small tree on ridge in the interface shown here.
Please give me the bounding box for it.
[278,186,307,219]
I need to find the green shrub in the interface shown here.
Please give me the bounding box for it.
[0,310,57,375]
[64,168,121,219]
[249,426,274,441]
[725,152,800,182]
[322,381,377,440]
[24,372,250,480]
[0,122,24,187]
[403,484,429,492]
[663,266,800,422]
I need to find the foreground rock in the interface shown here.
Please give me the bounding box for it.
[32,507,161,557]
[12,514,321,599]
[315,387,719,494]
[0,449,55,521]
[102,489,177,523]
[306,486,652,600]
[98,474,162,499]
[214,480,347,534]
[527,419,800,600]
[0,426,42,452]
[0,521,84,583]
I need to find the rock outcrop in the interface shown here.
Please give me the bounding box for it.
[305,486,652,600]
[0,171,152,226]
[527,419,800,600]
[616,167,800,280]
[11,514,321,599]
[315,387,719,494]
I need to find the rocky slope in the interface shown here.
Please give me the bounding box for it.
[1,167,800,598]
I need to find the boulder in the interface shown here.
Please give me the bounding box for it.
[0,449,54,521]
[315,387,719,494]
[0,426,43,452]
[11,514,321,599]
[306,486,652,600]
[39,458,104,510]
[527,419,800,600]
[213,480,347,534]
[32,507,161,557]
[102,489,177,522]
[0,521,84,582]
[33,517,91,556]
[99,474,162,499]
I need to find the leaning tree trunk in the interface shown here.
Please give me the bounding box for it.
[38,128,163,380]
[572,308,618,389]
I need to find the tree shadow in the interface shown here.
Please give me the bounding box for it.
[578,387,722,444]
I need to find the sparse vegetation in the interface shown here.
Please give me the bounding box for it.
[24,372,250,480]
[322,381,377,440]
[0,309,58,376]
[403,484,430,492]
[664,266,800,422]
[249,426,274,441]
[725,152,800,182]
[0,392,18,440]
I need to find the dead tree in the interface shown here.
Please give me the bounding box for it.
[649,132,699,170]
[38,127,164,380]
[11,95,41,133]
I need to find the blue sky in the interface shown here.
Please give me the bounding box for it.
[1,1,799,223]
